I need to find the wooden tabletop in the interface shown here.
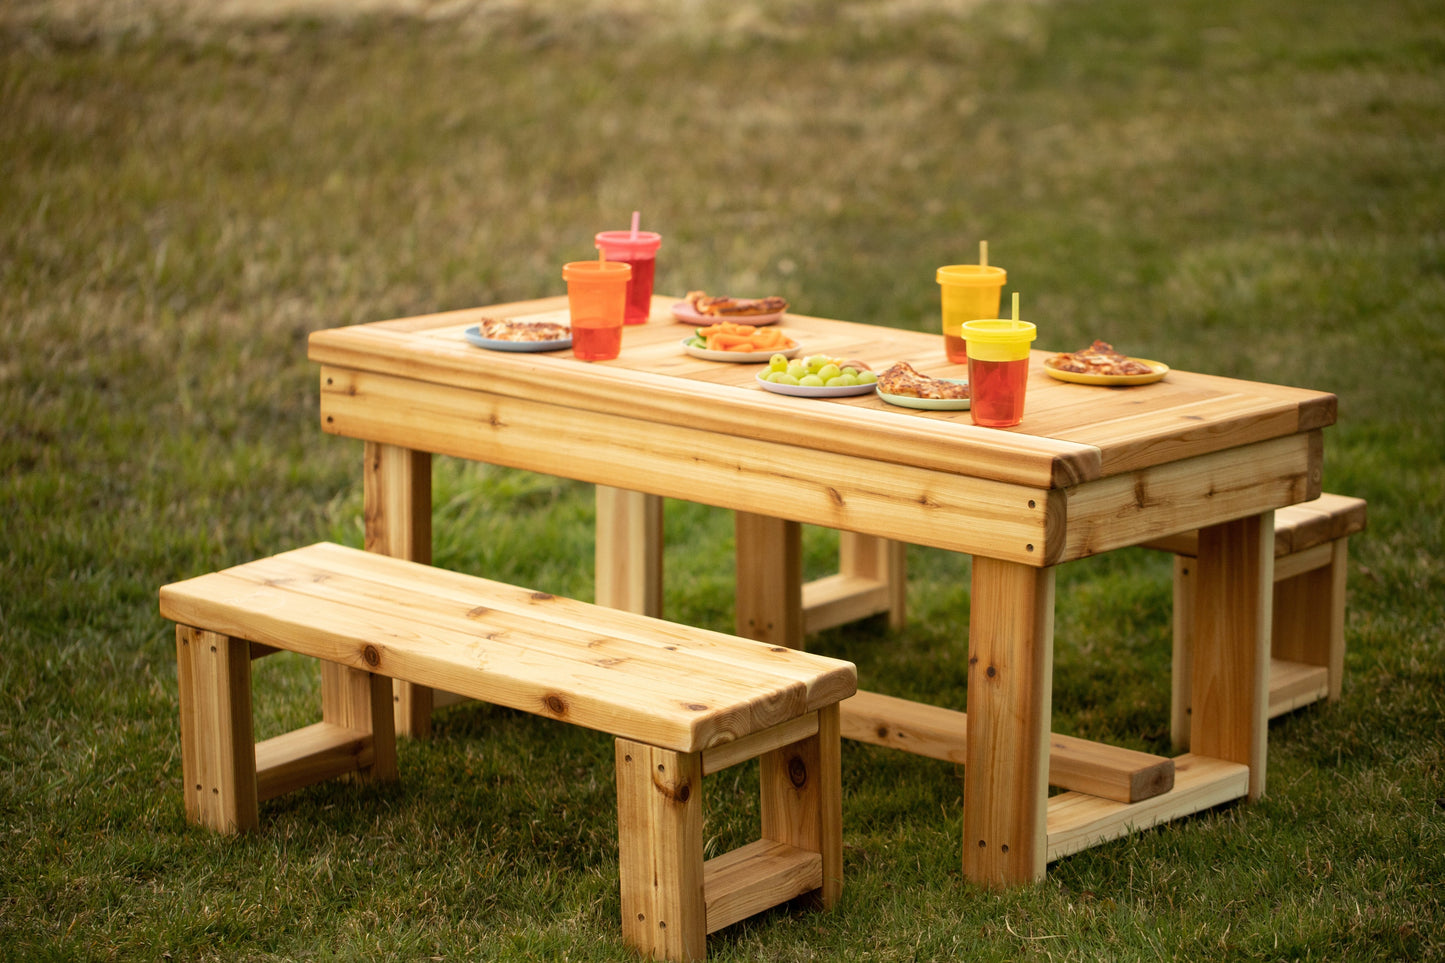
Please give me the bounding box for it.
[309,295,1336,566]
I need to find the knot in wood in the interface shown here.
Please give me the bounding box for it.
[543,693,567,716]
[530,591,555,602]
[787,755,808,788]
[362,645,381,668]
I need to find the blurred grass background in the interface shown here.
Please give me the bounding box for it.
[2,0,1442,959]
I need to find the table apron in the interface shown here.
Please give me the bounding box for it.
[320,367,1324,567]
[322,367,1054,565]
[1060,430,1323,561]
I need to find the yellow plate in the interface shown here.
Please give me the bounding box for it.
[1043,358,1169,386]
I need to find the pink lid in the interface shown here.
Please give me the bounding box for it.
[595,230,662,258]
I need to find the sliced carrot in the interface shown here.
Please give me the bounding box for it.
[709,333,760,348]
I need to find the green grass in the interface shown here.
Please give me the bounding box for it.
[3,0,1443,959]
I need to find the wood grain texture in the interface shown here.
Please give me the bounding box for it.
[160,543,857,755]
[596,486,664,618]
[1190,515,1274,801]
[616,739,707,961]
[309,293,1335,495]
[734,512,803,647]
[962,558,1056,886]
[176,626,258,833]
[840,689,1172,804]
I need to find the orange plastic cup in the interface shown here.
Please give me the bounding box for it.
[963,319,1036,427]
[937,265,1007,364]
[563,260,631,361]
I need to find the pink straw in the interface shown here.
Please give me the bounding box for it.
[630,210,640,239]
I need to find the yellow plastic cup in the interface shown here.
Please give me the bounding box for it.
[962,319,1036,427]
[563,260,631,361]
[936,265,1007,364]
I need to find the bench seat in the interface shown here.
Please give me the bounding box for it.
[160,542,857,962]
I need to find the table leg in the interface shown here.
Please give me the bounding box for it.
[1190,512,1274,801]
[962,556,1055,886]
[837,532,907,630]
[356,441,433,738]
[595,486,664,617]
[734,511,804,649]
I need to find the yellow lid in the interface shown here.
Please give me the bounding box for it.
[962,319,1036,361]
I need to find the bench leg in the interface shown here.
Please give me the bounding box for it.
[322,661,398,784]
[1171,533,1349,752]
[760,703,844,908]
[616,741,707,962]
[614,707,844,960]
[176,625,259,834]
[1272,538,1349,702]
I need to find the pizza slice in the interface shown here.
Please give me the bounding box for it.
[685,290,789,317]
[877,361,971,400]
[478,317,571,342]
[1045,340,1155,376]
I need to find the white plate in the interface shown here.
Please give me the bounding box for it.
[877,380,971,410]
[464,324,572,352]
[755,372,877,398]
[671,301,784,327]
[682,338,801,363]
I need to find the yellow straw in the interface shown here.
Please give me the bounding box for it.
[599,245,606,264]
[1012,292,1020,329]
[980,240,988,268]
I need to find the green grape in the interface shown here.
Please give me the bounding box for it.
[825,375,847,387]
[857,370,878,385]
[769,354,789,372]
[839,373,859,386]
[786,360,807,379]
[777,373,800,386]
[818,363,841,381]
[799,374,825,387]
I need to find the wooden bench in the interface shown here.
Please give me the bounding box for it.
[159,542,857,963]
[1141,493,1367,750]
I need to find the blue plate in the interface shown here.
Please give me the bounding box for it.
[464,324,572,353]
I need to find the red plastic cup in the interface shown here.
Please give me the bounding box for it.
[563,260,631,361]
[595,230,662,325]
[962,319,1036,427]
[937,264,1007,364]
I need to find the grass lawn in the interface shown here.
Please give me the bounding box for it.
[2,0,1442,959]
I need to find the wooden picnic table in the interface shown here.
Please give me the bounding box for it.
[308,293,1335,887]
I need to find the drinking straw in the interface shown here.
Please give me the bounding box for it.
[1012,292,1021,329]
[630,210,640,239]
[599,245,606,264]
[980,240,988,267]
